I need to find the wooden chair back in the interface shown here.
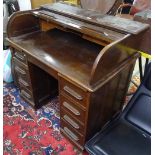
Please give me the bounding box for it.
[80,0,123,15]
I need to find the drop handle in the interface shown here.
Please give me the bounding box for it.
[19,78,29,87]
[63,115,80,129]
[15,66,26,75]
[63,101,80,116]
[21,90,31,99]
[63,86,83,100]
[15,52,25,61]
[64,127,79,141]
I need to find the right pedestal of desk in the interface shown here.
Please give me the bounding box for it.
[58,61,137,150]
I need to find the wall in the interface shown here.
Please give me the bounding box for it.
[31,0,55,9]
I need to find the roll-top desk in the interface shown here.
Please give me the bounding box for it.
[7,2,149,150]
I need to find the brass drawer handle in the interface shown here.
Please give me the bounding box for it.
[64,127,79,141]
[63,115,80,129]
[63,86,83,100]
[15,66,26,75]
[21,90,31,99]
[63,101,80,116]
[15,52,25,61]
[19,78,29,87]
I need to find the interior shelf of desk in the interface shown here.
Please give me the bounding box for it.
[11,28,103,86]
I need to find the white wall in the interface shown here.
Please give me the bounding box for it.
[17,0,32,11]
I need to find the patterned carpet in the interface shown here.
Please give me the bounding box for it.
[3,83,88,155]
[3,76,139,155]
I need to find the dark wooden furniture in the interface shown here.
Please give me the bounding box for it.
[7,2,149,150]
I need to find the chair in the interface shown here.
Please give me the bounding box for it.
[80,0,123,15]
[85,63,151,155]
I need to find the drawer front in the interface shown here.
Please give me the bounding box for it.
[13,57,31,85]
[18,77,31,90]
[20,87,35,106]
[60,78,87,108]
[60,94,86,124]
[61,109,85,134]
[11,60,20,87]
[61,119,85,145]
[14,50,27,65]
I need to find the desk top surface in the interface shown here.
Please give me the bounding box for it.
[10,29,136,90]
[11,29,102,87]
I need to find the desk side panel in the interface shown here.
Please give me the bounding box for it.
[89,34,140,87]
[86,62,136,141]
[7,10,40,38]
[121,30,151,55]
[133,10,151,55]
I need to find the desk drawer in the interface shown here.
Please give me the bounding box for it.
[60,78,87,108]
[20,88,34,106]
[13,57,31,84]
[61,109,85,134]
[18,77,31,90]
[15,67,31,89]
[61,118,85,145]
[60,94,86,124]
[14,50,27,65]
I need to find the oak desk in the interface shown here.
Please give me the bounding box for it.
[7,2,149,150]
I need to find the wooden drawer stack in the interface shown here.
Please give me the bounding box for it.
[12,50,36,106]
[59,77,88,150]
[58,62,136,150]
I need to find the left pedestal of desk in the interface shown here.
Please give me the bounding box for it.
[11,48,58,109]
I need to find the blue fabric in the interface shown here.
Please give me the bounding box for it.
[3,49,13,83]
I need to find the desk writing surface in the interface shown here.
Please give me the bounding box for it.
[10,28,139,90]
[11,29,103,87]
